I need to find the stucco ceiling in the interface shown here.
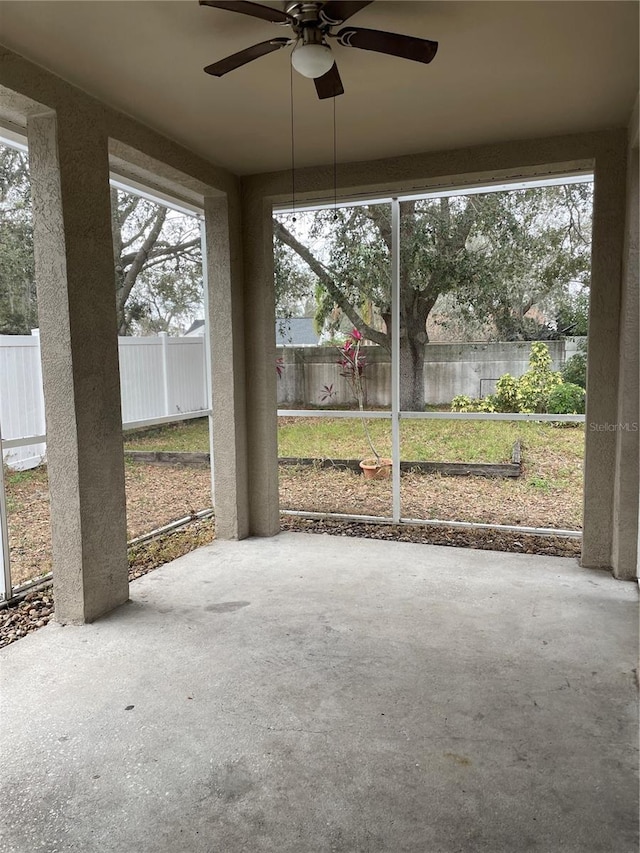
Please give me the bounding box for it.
[0,1,637,175]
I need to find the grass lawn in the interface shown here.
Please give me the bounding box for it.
[124,414,584,527]
[277,418,584,529]
[124,418,211,453]
[125,414,584,473]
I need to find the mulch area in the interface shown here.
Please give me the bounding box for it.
[280,515,581,558]
[1,459,582,649]
[0,589,55,647]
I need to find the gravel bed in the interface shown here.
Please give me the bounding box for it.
[0,589,55,648]
[280,515,582,558]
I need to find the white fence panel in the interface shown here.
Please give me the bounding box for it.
[0,335,46,470]
[118,337,167,423]
[166,337,208,415]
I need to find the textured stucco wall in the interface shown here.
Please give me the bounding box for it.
[612,119,639,579]
[241,189,280,537]
[581,135,628,569]
[28,112,129,623]
[205,196,249,540]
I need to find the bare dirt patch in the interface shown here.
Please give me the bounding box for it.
[6,462,214,587]
[123,462,213,540]
[279,464,582,530]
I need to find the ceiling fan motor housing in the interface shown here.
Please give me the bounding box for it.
[285,3,332,36]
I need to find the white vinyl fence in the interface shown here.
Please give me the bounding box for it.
[0,332,208,471]
[118,334,207,424]
[0,334,46,470]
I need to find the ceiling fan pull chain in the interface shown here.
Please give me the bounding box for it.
[290,59,296,222]
[333,95,338,220]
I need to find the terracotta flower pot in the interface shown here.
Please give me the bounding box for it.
[359,458,392,480]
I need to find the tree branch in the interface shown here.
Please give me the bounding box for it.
[110,187,124,268]
[450,197,478,252]
[274,219,389,350]
[119,237,200,270]
[116,208,168,326]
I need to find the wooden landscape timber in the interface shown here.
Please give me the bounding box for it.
[125,441,522,479]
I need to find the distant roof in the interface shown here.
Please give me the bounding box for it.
[276,318,319,346]
[184,319,205,336]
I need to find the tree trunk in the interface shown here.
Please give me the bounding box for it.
[398,281,436,409]
[399,335,426,411]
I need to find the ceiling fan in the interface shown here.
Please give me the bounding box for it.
[200,1,438,99]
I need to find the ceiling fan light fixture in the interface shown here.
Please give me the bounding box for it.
[291,42,334,78]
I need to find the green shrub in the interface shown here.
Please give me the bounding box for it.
[547,382,586,415]
[451,394,478,412]
[515,342,562,413]
[450,342,573,415]
[492,374,519,413]
[450,394,495,413]
[562,343,587,389]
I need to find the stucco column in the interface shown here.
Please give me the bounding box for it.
[240,185,280,536]
[582,133,627,570]
[204,194,250,539]
[612,140,639,580]
[27,110,128,623]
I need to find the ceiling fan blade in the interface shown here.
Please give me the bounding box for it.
[319,1,373,26]
[314,62,345,99]
[336,26,438,64]
[204,38,291,76]
[199,1,294,25]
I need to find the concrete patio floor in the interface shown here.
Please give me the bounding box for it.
[0,532,637,853]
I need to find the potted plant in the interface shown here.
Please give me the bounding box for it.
[338,329,392,480]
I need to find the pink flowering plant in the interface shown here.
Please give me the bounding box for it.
[338,328,380,465]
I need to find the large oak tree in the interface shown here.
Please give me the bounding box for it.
[274,184,591,410]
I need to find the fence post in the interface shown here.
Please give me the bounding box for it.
[32,329,46,463]
[0,418,13,600]
[159,332,170,416]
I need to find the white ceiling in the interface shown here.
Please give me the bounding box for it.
[0,1,637,175]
